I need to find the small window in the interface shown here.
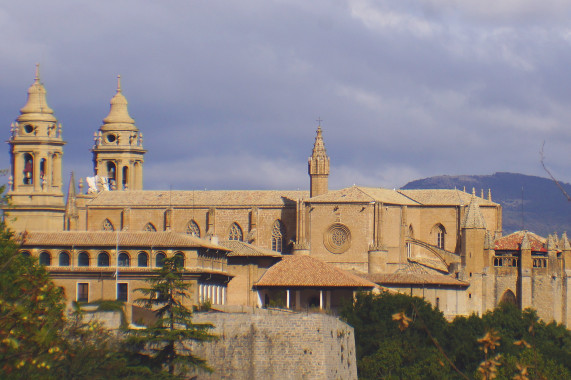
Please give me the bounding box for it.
[118,252,130,267]
[78,251,90,267]
[21,251,31,258]
[77,283,89,302]
[186,220,200,237]
[24,124,34,134]
[144,223,157,232]
[59,251,70,266]
[102,219,114,231]
[155,252,166,267]
[117,283,128,302]
[138,252,149,267]
[98,252,110,267]
[39,251,51,266]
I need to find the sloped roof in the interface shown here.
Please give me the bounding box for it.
[399,189,497,206]
[20,231,229,251]
[88,190,307,207]
[308,186,419,205]
[255,255,376,288]
[494,231,547,252]
[219,240,282,257]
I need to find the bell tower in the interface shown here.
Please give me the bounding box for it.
[6,65,66,231]
[91,76,145,191]
[308,124,329,198]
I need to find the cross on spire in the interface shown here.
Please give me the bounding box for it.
[316,117,323,127]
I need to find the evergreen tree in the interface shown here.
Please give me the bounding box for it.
[128,257,215,377]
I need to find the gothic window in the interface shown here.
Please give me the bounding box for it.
[432,224,446,249]
[59,251,70,266]
[144,223,157,232]
[228,222,243,241]
[271,220,285,253]
[138,252,149,267]
[118,252,130,267]
[98,252,110,267]
[103,219,114,231]
[174,252,185,268]
[39,251,51,266]
[186,220,200,237]
[78,251,90,267]
[155,252,166,267]
[406,225,414,258]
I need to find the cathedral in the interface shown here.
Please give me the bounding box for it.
[5,67,571,326]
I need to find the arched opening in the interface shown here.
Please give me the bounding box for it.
[39,158,46,182]
[118,252,130,267]
[271,220,285,253]
[106,161,116,189]
[97,252,110,267]
[20,250,31,258]
[122,166,128,190]
[500,289,517,306]
[39,251,51,266]
[59,251,70,266]
[174,252,185,268]
[138,251,149,267]
[155,252,166,267]
[186,220,200,237]
[23,153,33,184]
[144,223,157,232]
[228,222,243,241]
[406,225,414,258]
[78,252,90,267]
[432,224,446,250]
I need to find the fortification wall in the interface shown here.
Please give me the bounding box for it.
[189,310,357,380]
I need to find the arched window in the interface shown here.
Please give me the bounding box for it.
[107,161,116,188]
[78,251,90,267]
[122,166,128,190]
[155,252,166,267]
[59,251,70,266]
[21,250,31,258]
[186,220,200,237]
[271,220,285,253]
[228,222,243,241]
[144,223,157,232]
[39,251,51,266]
[174,252,185,268]
[98,252,110,267]
[432,224,446,250]
[500,289,517,306]
[406,225,414,258]
[23,153,33,185]
[138,252,149,267]
[118,252,130,267]
[103,219,114,231]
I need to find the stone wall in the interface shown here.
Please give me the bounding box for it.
[189,310,357,380]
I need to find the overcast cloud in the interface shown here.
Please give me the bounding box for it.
[1,1,571,191]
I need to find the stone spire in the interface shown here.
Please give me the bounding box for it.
[18,64,56,123]
[520,232,531,250]
[547,234,556,251]
[308,124,330,198]
[462,194,487,229]
[561,232,570,251]
[102,75,136,129]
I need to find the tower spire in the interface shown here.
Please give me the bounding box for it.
[308,122,330,198]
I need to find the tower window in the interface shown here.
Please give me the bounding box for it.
[122,166,128,189]
[24,124,34,134]
[23,153,33,185]
[228,223,243,241]
[106,161,116,188]
[106,134,116,143]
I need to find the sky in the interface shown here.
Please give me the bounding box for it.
[1,0,571,191]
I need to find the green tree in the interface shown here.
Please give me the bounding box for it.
[127,257,215,377]
[0,227,66,379]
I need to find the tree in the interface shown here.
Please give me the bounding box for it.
[0,226,66,379]
[127,257,215,377]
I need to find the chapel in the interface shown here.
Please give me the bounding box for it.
[6,67,571,326]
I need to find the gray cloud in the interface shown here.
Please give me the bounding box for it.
[1,0,570,194]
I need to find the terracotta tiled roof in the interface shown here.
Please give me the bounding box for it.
[88,190,307,207]
[494,231,547,252]
[355,269,469,287]
[399,189,497,206]
[255,255,376,288]
[20,231,229,251]
[219,240,282,257]
[309,186,418,205]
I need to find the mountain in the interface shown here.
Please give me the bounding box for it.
[401,172,571,236]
